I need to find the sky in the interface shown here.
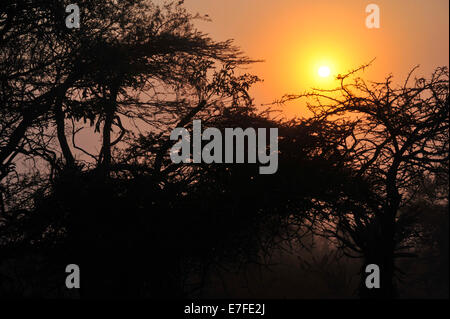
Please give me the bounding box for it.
[72,0,449,158]
[184,0,449,117]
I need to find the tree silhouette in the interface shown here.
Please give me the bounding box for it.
[278,65,449,298]
[0,0,263,297]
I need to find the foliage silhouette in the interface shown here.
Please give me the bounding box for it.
[276,64,449,298]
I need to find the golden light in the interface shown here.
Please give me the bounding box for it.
[318,65,331,78]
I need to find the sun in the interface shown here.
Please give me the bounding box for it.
[318,65,331,78]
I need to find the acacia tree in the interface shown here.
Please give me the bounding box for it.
[0,0,266,297]
[279,65,449,298]
[0,0,257,205]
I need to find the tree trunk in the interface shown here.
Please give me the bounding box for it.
[359,204,399,298]
[99,85,119,176]
[358,163,402,298]
[55,94,75,168]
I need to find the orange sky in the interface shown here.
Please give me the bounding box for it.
[185,0,449,117]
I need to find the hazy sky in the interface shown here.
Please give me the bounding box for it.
[184,0,449,117]
[74,0,449,155]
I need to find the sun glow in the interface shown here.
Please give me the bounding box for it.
[318,65,331,78]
